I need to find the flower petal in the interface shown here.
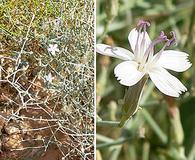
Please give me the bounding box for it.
[55,48,60,52]
[49,44,53,48]
[148,66,187,97]
[51,51,56,56]
[54,44,58,48]
[114,61,145,86]
[128,28,151,54]
[156,50,192,72]
[96,44,134,60]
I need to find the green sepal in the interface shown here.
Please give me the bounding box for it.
[119,76,148,127]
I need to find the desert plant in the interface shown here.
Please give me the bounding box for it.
[0,0,94,159]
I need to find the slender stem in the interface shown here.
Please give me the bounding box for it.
[185,0,195,48]
[99,20,110,41]
[96,100,160,128]
[142,142,150,160]
[96,134,114,143]
[141,109,168,144]
[108,145,122,160]
[96,137,131,149]
[96,120,120,127]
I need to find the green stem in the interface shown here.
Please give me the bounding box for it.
[142,142,150,160]
[96,100,160,128]
[185,0,195,48]
[99,20,110,41]
[96,134,114,143]
[108,145,122,160]
[96,137,131,149]
[96,120,120,127]
[142,109,168,144]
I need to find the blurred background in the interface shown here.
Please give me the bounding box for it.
[96,0,195,160]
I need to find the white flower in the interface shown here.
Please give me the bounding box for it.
[48,44,59,56]
[96,20,192,97]
[45,73,53,83]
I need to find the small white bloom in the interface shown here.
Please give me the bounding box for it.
[45,73,53,83]
[48,44,59,56]
[96,20,192,97]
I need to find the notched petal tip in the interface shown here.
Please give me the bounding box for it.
[188,62,192,68]
[149,66,188,97]
[156,50,192,72]
[114,61,145,86]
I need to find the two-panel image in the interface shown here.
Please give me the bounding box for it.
[0,0,194,160]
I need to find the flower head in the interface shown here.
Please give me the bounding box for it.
[45,72,53,83]
[48,44,60,56]
[96,20,192,97]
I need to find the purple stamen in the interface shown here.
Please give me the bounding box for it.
[137,20,150,28]
[141,31,168,65]
[150,31,177,64]
[159,31,166,38]
[166,31,177,47]
[135,20,150,61]
[158,31,168,41]
[151,31,168,47]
